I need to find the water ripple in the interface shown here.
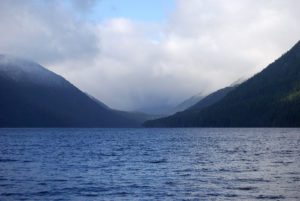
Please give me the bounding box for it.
[0,128,299,200]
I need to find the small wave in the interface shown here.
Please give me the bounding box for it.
[292,177,300,182]
[0,184,12,187]
[106,191,129,196]
[175,168,194,173]
[237,186,257,191]
[45,179,68,182]
[147,158,167,164]
[33,191,50,195]
[1,192,22,196]
[61,186,109,193]
[276,150,293,154]
[165,181,175,186]
[180,173,191,177]
[98,152,119,157]
[227,186,257,191]
[224,193,238,198]
[79,193,98,197]
[127,184,149,189]
[0,158,18,162]
[234,178,271,183]
[206,193,220,197]
[256,195,285,199]
[207,192,238,198]
[218,168,243,173]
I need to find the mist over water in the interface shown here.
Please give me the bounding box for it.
[0,128,299,200]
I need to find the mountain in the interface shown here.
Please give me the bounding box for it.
[144,40,300,127]
[143,85,236,127]
[85,93,111,110]
[86,93,159,125]
[134,104,175,116]
[188,86,236,112]
[115,110,160,125]
[0,55,141,127]
[167,93,204,115]
[134,93,204,116]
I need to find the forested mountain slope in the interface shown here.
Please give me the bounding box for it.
[144,41,300,127]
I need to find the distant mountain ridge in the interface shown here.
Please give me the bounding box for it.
[188,86,236,112]
[143,85,237,127]
[135,93,204,116]
[167,93,204,115]
[144,40,300,127]
[0,55,144,127]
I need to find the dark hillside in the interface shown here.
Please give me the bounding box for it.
[144,41,300,127]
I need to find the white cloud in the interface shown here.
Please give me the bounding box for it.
[0,0,300,112]
[0,0,99,65]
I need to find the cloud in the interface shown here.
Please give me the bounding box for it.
[70,0,98,13]
[0,0,99,65]
[165,0,300,82]
[0,0,300,111]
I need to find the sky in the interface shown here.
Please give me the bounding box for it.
[1,0,300,112]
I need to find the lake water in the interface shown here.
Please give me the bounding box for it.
[0,128,299,200]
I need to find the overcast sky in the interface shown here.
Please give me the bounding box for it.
[1,0,300,111]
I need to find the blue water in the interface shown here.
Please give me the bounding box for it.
[0,128,299,200]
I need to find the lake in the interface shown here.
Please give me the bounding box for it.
[0,128,299,200]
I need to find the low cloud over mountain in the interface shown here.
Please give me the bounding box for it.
[1,0,300,112]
